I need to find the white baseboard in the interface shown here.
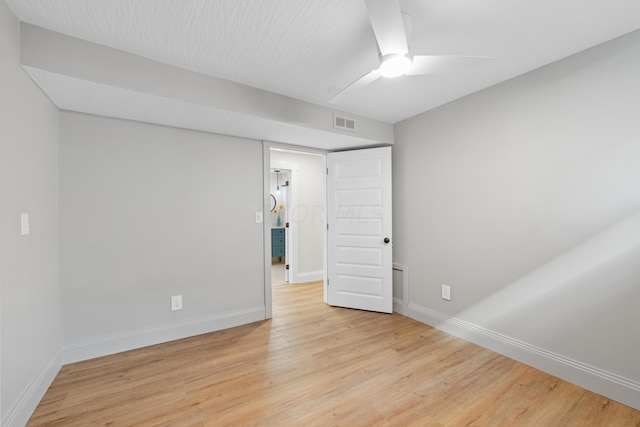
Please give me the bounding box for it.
[2,347,63,427]
[406,302,640,411]
[294,270,323,284]
[63,306,265,364]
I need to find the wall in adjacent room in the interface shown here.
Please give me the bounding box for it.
[0,2,61,425]
[393,29,640,409]
[58,112,265,363]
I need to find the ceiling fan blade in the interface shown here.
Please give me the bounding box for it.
[364,0,408,56]
[406,55,495,75]
[328,69,382,105]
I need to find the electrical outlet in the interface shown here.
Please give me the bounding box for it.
[441,285,451,301]
[256,211,263,223]
[171,295,183,311]
[21,213,29,235]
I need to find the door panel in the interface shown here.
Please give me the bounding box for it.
[327,146,392,313]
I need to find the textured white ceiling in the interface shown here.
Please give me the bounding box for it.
[7,0,640,125]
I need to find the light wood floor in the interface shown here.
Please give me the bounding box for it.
[29,282,640,426]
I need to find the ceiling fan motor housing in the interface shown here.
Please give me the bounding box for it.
[379,53,412,78]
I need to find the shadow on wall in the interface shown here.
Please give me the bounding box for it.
[445,207,640,379]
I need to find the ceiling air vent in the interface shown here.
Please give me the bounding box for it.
[333,114,356,132]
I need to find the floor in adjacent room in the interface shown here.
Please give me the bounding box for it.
[28,282,640,426]
[271,261,286,285]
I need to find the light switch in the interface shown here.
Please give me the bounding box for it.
[21,213,29,235]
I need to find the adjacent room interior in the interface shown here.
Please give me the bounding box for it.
[1,0,640,425]
[270,149,325,288]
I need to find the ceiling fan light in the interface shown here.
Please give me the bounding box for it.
[379,54,411,78]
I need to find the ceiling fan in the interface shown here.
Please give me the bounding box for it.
[329,0,493,104]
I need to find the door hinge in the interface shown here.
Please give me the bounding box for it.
[327,223,329,230]
[286,222,289,228]
[327,278,330,286]
[286,264,289,270]
[326,167,329,175]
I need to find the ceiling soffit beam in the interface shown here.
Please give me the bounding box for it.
[19,23,393,147]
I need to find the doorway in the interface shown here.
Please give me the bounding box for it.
[325,147,393,313]
[266,147,327,303]
[263,144,393,319]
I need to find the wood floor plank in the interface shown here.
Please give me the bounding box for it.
[28,281,640,426]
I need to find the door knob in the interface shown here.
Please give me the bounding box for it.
[383,237,390,244]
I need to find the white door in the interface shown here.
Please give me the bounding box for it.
[327,146,393,313]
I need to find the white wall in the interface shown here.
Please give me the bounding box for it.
[393,29,640,409]
[0,2,62,425]
[271,151,324,280]
[58,112,265,362]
